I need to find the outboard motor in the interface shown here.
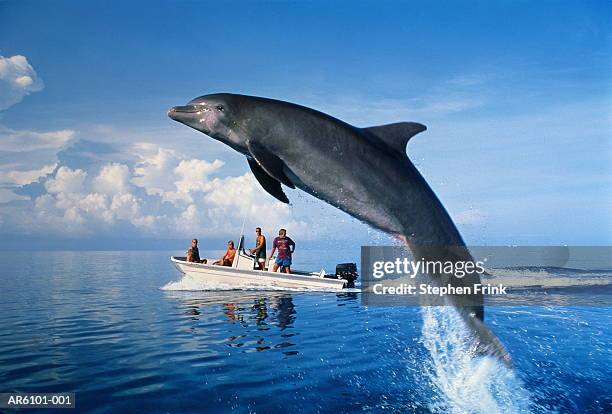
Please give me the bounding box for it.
[335,263,358,288]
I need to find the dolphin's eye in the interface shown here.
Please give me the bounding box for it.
[216,105,224,111]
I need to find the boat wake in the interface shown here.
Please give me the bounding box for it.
[161,274,360,293]
[420,307,537,414]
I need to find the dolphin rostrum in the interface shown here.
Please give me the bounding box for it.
[168,93,510,366]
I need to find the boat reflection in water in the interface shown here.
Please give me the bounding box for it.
[163,291,359,357]
[223,296,297,353]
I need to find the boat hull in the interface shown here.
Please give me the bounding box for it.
[170,256,347,291]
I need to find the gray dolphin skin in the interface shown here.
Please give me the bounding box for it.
[168,93,510,366]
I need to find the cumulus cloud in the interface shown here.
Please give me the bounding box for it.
[174,158,225,194]
[0,55,44,110]
[131,144,225,204]
[131,145,181,196]
[203,173,309,237]
[93,163,131,195]
[44,166,87,194]
[0,143,312,239]
[110,193,141,220]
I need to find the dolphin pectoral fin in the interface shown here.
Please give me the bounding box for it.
[363,122,427,155]
[246,141,296,189]
[247,157,290,204]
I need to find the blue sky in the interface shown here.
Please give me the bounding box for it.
[0,0,610,249]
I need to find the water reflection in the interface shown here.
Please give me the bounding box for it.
[164,290,360,358]
[224,295,297,353]
[220,295,296,329]
[335,291,359,304]
[165,291,302,355]
[273,296,296,330]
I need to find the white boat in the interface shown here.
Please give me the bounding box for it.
[171,236,357,291]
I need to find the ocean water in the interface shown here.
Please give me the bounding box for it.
[0,250,610,413]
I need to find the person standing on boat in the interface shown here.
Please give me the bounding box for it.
[186,239,206,263]
[270,229,295,274]
[249,227,267,270]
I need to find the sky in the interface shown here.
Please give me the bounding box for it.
[0,0,610,250]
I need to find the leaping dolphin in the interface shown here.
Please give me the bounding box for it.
[168,93,510,366]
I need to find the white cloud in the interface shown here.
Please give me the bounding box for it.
[62,207,84,226]
[45,166,87,194]
[174,158,224,194]
[0,126,75,152]
[110,193,141,220]
[93,163,131,195]
[204,173,310,238]
[175,204,201,235]
[0,163,56,185]
[131,214,165,232]
[0,142,313,239]
[131,144,226,205]
[0,55,44,110]
[131,145,181,196]
[77,193,113,223]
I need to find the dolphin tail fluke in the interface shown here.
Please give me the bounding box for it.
[461,311,513,368]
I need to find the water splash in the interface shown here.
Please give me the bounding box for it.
[420,307,533,413]
[161,275,238,291]
[161,274,361,293]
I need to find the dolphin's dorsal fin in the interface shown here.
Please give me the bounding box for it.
[247,157,289,204]
[363,122,427,155]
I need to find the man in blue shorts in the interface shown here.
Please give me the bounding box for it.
[270,228,295,273]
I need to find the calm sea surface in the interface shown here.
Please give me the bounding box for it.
[0,251,610,413]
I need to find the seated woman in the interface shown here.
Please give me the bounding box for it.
[213,240,236,266]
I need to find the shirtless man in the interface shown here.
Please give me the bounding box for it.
[249,227,267,270]
[186,239,206,263]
